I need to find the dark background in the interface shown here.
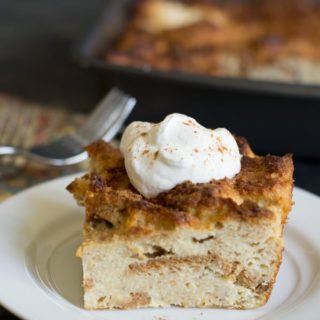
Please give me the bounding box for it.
[0,0,105,111]
[0,0,319,318]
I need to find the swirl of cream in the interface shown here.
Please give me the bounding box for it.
[120,113,241,198]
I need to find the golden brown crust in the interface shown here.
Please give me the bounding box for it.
[67,138,293,238]
[106,0,320,78]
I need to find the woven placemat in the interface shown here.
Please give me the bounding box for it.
[0,93,88,202]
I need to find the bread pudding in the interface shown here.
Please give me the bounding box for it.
[106,0,320,84]
[67,115,293,309]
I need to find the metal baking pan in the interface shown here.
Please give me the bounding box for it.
[76,0,320,159]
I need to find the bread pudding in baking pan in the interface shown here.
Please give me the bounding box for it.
[106,0,320,84]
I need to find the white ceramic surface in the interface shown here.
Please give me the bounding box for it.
[0,174,319,320]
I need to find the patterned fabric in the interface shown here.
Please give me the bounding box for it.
[0,93,88,202]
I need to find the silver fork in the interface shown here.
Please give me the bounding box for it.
[0,88,136,166]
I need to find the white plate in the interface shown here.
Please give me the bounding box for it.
[0,174,319,320]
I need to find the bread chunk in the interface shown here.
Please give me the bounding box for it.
[67,138,293,309]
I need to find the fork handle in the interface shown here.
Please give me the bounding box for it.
[0,145,88,166]
[0,146,20,156]
[0,146,35,159]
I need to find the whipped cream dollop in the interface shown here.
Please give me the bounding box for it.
[120,113,241,198]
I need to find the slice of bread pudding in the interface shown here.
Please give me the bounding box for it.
[67,137,293,309]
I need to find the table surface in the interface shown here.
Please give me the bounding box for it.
[0,0,320,319]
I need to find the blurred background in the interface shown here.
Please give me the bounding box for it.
[0,0,320,316]
[0,0,106,110]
